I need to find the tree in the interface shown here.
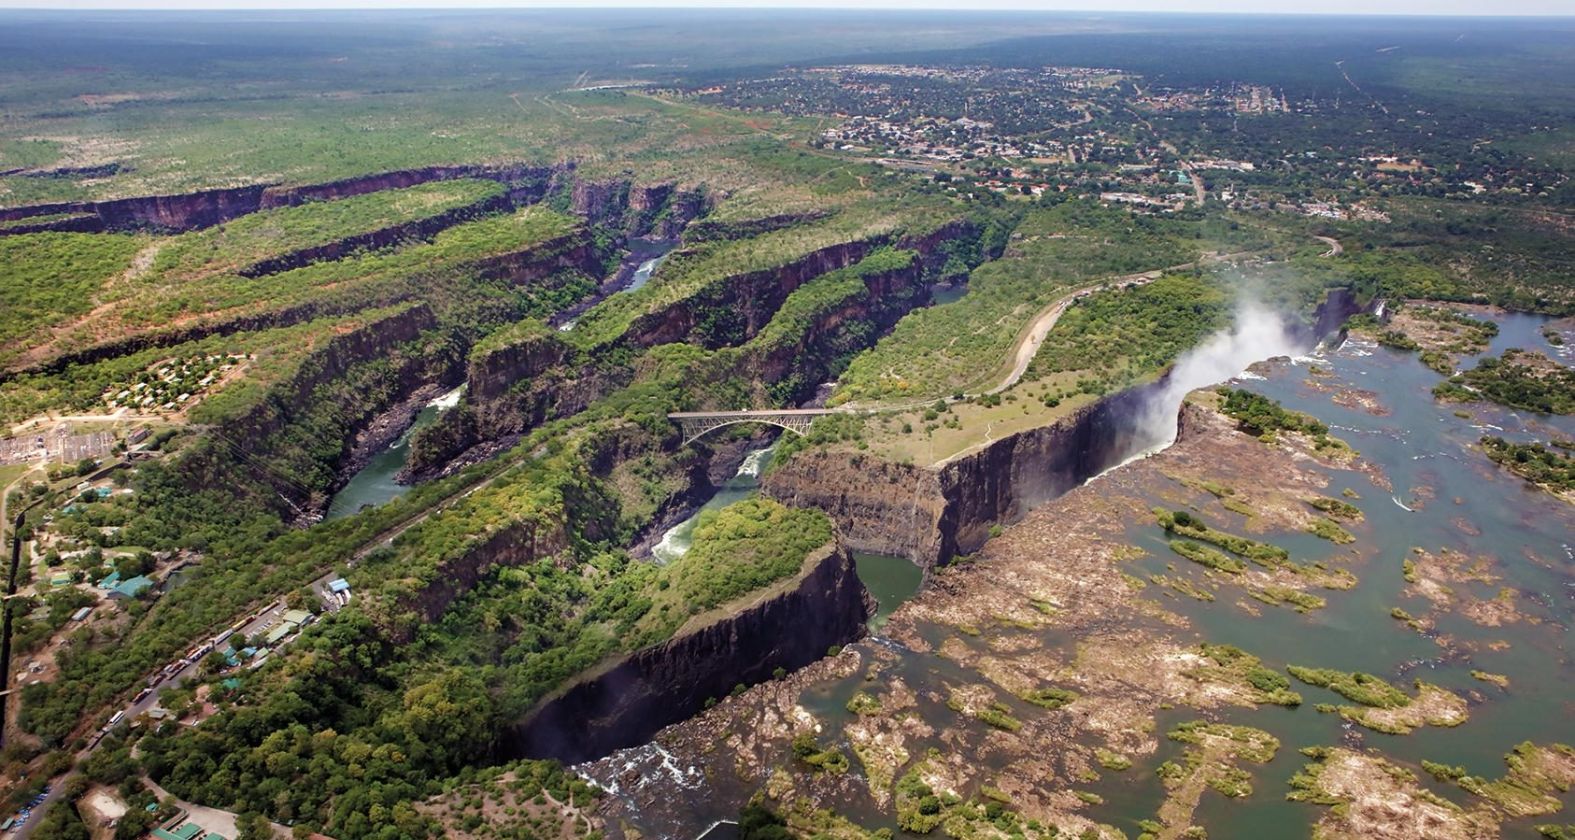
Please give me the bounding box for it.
[236,813,274,840]
[739,802,793,840]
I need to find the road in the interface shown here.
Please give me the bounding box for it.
[1314,235,1343,257]
[980,249,1260,397]
[1177,159,1206,206]
[984,270,1167,396]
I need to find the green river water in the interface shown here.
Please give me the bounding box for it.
[324,385,463,521]
[599,308,1573,839]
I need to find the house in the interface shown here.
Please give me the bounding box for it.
[98,570,122,590]
[71,606,93,622]
[327,578,350,594]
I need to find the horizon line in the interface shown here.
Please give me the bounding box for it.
[1,4,1572,17]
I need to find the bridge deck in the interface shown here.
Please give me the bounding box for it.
[667,408,840,419]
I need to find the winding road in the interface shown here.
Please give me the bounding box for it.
[981,233,1341,397]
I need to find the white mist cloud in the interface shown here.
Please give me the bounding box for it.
[1137,299,1304,447]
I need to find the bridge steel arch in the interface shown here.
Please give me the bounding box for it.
[668,409,838,446]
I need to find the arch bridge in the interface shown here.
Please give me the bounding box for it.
[668,409,845,446]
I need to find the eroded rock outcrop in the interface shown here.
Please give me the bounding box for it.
[0,163,561,235]
[386,514,570,644]
[504,539,874,764]
[765,379,1166,568]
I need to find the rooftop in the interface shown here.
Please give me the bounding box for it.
[109,575,153,599]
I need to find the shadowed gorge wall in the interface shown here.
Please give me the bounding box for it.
[504,541,873,765]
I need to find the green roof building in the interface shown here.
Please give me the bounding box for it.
[264,623,293,646]
[108,575,153,600]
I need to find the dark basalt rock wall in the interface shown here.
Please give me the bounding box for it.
[387,515,569,644]
[932,381,1163,561]
[503,541,873,765]
[236,192,515,277]
[0,162,562,235]
[176,304,452,514]
[763,286,1365,568]
[0,184,273,234]
[763,452,947,562]
[465,230,602,286]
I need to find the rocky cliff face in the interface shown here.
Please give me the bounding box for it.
[0,163,562,235]
[177,303,455,514]
[470,333,572,403]
[0,184,272,234]
[237,191,515,277]
[933,381,1162,560]
[503,540,874,764]
[765,380,1167,568]
[256,163,558,210]
[388,515,569,644]
[563,178,707,240]
[464,230,603,286]
[763,453,947,561]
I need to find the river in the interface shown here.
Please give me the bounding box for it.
[651,442,926,628]
[323,385,464,520]
[557,241,674,332]
[583,306,1575,839]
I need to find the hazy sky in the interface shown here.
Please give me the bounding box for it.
[0,0,1570,14]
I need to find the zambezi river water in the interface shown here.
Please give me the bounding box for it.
[324,385,464,520]
[584,307,1575,839]
[558,243,673,332]
[650,442,926,628]
[830,311,1571,836]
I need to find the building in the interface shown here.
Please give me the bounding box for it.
[263,623,294,646]
[71,606,93,622]
[107,575,153,600]
[152,824,227,840]
[327,578,350,594]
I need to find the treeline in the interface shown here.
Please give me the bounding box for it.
[1435,350,1575,415]
[1218,388,1331,438]
[1481,436,1575,493]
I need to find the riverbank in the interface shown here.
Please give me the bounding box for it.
[580,311,1575,839]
